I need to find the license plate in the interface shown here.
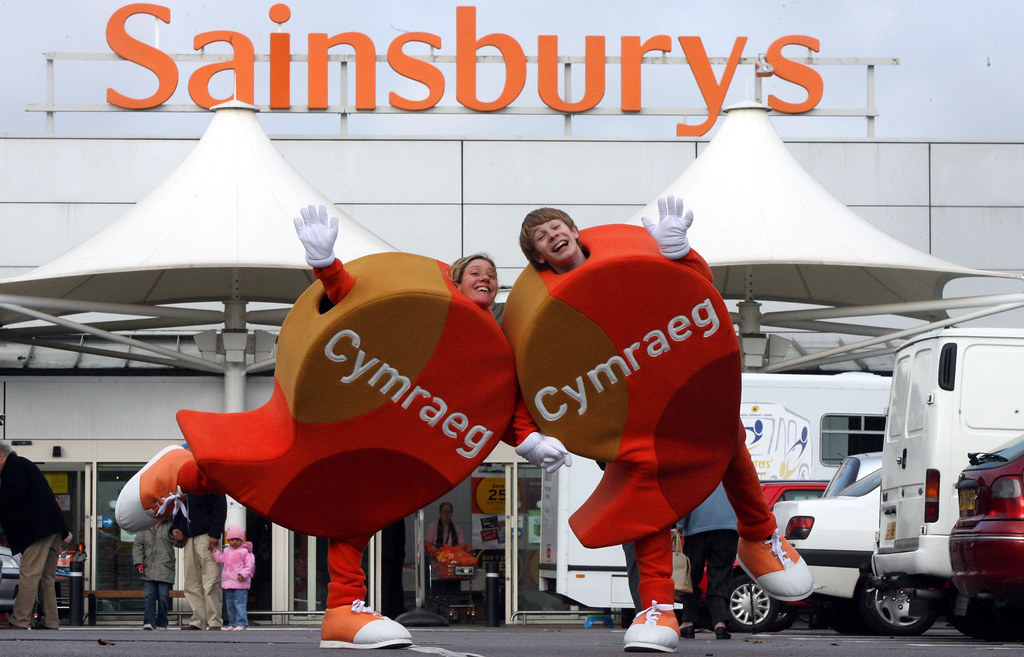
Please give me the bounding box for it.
[884,522,895,541]
[958,488,977,514]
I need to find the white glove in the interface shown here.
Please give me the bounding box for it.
[515,431,573,473]
[640,194,693,260]
[293,204,339,268]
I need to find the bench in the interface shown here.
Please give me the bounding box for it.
[83,589,185,626]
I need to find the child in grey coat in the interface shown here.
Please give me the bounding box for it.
[132,518,176,630]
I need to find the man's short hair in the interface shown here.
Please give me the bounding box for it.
[519,208,579,271]
[0,441,14,458]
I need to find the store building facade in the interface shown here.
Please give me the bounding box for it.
[3,121,1024,622]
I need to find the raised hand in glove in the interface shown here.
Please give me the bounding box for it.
[293,204,339,268]
[640,194,693,260]
[515,431,574,473]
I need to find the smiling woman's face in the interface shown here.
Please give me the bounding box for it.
[455,258,498,309]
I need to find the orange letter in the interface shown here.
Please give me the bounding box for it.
[106,3,178,109]
[388,32,445,111]
[676,36,746,137]
[308,32,376,110]
[538,35,605,113]
[456,6,525,112]
[765,35,823,114]
[269,3,292,109]
[188,31,255,108]
[620,35,672,112]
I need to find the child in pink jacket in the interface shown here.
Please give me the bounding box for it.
[214,524,255,630]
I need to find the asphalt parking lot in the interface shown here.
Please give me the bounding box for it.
[0,623,1018,657]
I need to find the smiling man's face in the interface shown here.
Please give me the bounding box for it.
[530,219,586,274]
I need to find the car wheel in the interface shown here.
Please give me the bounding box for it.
[767,603,797,632]
[992,604,1024,641]
[857,585,937,636]
[948,597,1015,641]
[825,597,871,635]
[725,574,780,633]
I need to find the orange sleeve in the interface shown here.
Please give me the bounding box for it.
[501,392,539,447]
[313,259,356,305]
[677,248,713,284]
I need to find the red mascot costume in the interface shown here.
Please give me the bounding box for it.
[501,196,812,652]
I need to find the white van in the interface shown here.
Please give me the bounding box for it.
[538,372,891,622]
[871,328,1024,633]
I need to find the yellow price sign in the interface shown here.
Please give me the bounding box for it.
[44,472,69,494]
[474,477,505,514]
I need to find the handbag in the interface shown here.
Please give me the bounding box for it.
[671,530,693,593]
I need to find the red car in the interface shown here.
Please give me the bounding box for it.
[949,434,1024,641]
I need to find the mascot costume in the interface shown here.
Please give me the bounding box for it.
[117,197,808,653]
[116,205,571,648]
[501,196,812,652]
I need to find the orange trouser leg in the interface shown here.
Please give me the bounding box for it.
[326,535,372,609]
[722,421,777,541]
[177,458,224,495]
[633,528,674,609]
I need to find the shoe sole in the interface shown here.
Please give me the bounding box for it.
[624,641,676,652]
[319,638,412,649]
[736,557,811,602]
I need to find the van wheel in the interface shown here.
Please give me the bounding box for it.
[857,584,937,636]
[725,574,780,633]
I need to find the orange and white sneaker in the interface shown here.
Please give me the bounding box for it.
[115,445,192,532]
[320,600,412,649]
[737,528,813,601]
[623,602,678,653]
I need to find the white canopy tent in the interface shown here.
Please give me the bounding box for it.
[626,102,1024,372]
[0,102,395,405]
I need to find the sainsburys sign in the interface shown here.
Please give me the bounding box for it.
[106,3,827,137]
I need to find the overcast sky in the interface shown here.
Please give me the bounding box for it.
[1,0,1023,140]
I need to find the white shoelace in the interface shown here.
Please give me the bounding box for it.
[764,530,793,567]
[155,491,187,520]
[637,601,673,625]
[350,599,381,616]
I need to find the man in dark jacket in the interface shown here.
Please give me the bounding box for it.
[170,492,227,630]
[0,441,71,630]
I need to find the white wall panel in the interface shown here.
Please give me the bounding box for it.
[336,203,463,262]
[275,139,463,204]
[852,206,932,253]
[788,142,930,206]
[462,140,695,205]
[0,376,272,441]
[931,206,1024,270]
[0,203,126,267]
[0,138,193,203]
[931,143,1024,206]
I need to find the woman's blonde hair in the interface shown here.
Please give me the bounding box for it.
[449,253,496,285]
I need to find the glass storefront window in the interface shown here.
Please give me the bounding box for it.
[515,465,567,612]
[96,464,144,614]
[291,533,328,612]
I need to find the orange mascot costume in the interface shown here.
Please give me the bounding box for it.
[117,206,519,648]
